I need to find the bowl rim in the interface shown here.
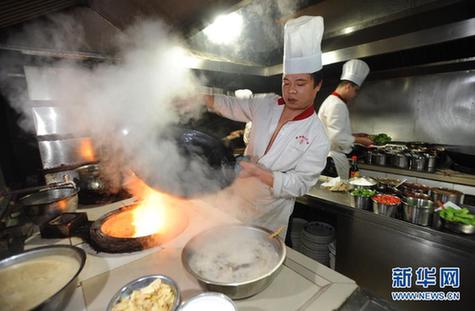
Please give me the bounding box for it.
[0,245,86,310]
[181,224,286,287]
[178,292,237,310]
[107,274,181,311]
[19,186,79,206]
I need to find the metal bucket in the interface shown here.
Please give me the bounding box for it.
[351,194,372,210]
[402,201,434,226]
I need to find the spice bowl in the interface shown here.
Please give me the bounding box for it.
[371,194,401,217]
[107,274,181,311]
[350,188,376,210]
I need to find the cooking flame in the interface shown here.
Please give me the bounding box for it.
[131,191,168,237]
[79,139,95,161]
[120,174,186,238]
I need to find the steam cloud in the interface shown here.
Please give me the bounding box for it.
[0,7,281,227]
[1,14,229,197]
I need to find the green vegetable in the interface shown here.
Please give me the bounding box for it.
[370,133,392,146]
[439,208,475,225]
[351,188,376,197]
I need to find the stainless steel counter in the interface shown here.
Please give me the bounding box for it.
[299,186,475,252]
[295,185,475,311]
[24,198,358,311]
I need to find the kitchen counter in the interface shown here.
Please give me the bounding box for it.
[24,198,358,311]
[295,184,475,311]
[299,185,475,251]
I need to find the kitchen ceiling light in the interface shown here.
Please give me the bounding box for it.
[204,12,243,45]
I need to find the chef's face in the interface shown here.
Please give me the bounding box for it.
[346,83,360,102]
[282,73,321,110]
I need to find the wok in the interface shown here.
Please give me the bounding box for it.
[133,127,236,198]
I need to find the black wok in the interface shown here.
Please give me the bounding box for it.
[132,127,236,198]
[446,146,475,169]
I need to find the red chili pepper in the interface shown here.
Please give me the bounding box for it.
[373,194,400,205]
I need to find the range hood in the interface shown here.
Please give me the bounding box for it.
[0,0,474,76]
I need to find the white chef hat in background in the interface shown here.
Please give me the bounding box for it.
[340,59,370,87]
[283,16,324,74]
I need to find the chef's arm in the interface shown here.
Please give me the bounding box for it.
[206,94,256,123]
[353,135,373,146]
[203,94,214,110]
[239,161,274,187]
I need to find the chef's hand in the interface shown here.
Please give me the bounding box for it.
[238,161,274,187]
[354,136,373,146]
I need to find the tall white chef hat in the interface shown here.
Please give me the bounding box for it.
[283,16,324,74]
[340,59,370,87]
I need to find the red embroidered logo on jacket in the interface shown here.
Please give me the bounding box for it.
[295,135,309,145]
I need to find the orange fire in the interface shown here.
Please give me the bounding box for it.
[79,139,96,161]
[103,174,188,239]
[131,190,168,237]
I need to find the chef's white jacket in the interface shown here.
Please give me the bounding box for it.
[211,94,330,236]
[318,93,355,178]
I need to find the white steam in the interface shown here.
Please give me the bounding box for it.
[1,16,231,197]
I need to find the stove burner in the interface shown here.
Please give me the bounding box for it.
[89,203,188,253]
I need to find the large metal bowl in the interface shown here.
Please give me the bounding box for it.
[182,224,286,299]
[18,184,79,225]
[107,274,181,311]
[0,245,86,311]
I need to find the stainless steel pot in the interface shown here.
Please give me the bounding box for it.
[18,183,78,226]
[366,150,375,164]
[371,195,400,217]
[409,154,426,171]
[182,225,286,299]
[425,154,437,173]
[373,152,386,166]
[0,245,86,310]
[76,164,106,193]
[402,199,434,226]
[392,153,409,169]
[351,194,372,210]
[431,188,464,205]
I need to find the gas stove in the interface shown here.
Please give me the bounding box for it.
[0,193,37,258]
[0,189,133,259]
[22,196,239,283]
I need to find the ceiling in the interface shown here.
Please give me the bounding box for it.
[0,0,474,72]
[0,0,242,34]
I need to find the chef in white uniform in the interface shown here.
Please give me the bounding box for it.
[318,59,372,179]
[204,16,330,237]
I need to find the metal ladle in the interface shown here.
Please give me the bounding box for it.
[395,179,408,188]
